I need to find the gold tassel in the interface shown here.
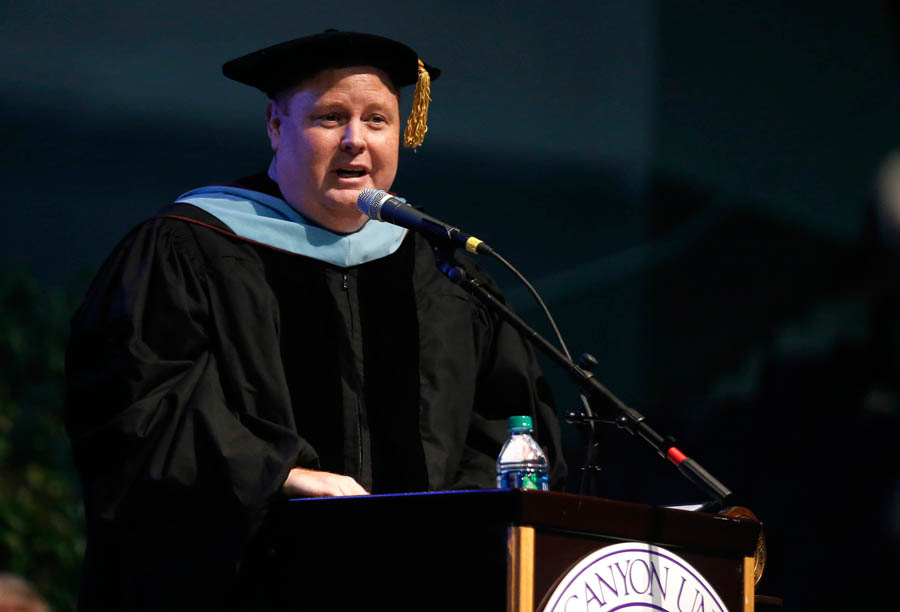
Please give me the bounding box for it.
[403,59,431,149]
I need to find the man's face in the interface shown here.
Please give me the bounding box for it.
[266,66,401,233]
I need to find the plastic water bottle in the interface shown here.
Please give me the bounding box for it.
[496,415,549,490]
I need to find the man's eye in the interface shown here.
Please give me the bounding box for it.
[369,115,386,125]
[321,113,341,122]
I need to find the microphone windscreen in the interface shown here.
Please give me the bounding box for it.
[357,189,392,220]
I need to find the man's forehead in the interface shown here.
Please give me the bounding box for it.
[279,67,401,114]
[289,66,399,99]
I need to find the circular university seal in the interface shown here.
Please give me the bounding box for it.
[540,542,729,612]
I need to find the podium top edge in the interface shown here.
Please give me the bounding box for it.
[284,489,760,556]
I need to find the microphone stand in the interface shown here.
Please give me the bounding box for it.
[432,246,733,506]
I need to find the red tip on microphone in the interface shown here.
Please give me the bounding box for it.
[667,447,687,466]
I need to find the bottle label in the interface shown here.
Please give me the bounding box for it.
[497,470,549,491]
[521,473,540,490]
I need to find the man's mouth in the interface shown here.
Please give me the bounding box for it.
[335,168,367,178]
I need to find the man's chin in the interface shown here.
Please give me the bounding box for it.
[323,192,363,212]
[306,192,366,230]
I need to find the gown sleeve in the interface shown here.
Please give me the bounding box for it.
[64,217,311,549]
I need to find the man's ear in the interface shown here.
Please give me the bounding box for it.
[266,100,282,152]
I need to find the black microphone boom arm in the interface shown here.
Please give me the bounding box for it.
[431,247,733,505]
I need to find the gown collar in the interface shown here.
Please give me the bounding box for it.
[175,182,407,268]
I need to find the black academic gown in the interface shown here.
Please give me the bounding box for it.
[64,174,565,611]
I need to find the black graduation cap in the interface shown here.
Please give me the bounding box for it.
[223,30,440,148]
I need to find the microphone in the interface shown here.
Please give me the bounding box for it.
[357,189,493,255]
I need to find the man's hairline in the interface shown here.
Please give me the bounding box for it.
[267,65,402,116]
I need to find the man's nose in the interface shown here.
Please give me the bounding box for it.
[339,121,366,154]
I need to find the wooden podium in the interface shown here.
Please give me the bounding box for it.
[241,489,762,611]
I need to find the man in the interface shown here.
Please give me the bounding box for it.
[65,31,565,610]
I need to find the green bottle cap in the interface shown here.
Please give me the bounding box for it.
[508,415,532,430]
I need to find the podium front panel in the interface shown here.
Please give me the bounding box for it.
[239,489,760,611]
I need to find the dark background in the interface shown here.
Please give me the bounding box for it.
[2,1,899,609]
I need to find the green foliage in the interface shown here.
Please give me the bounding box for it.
[0,268,85,612]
